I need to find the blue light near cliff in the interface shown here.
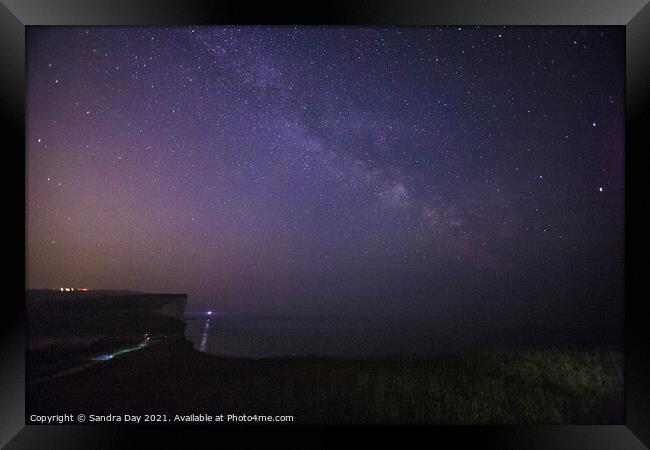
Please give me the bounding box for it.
[90,340,149,362]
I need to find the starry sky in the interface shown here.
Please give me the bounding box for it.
[26,26,624,329]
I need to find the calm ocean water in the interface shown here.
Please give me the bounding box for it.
[183,314,623,358]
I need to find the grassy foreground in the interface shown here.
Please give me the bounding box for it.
[28,341,623,424]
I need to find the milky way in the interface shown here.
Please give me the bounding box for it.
[27,26,624,322]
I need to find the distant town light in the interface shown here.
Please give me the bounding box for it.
[207,310,213,315]
[58,287,88,292]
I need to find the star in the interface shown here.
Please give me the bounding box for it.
[25,25,625,327]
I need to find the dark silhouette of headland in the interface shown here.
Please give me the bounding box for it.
[26,289,624,424]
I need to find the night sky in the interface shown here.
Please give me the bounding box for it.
[26,26,624,330]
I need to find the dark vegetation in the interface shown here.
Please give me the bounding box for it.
[26,291,623,424]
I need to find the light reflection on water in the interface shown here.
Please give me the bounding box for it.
[199,317,211,352]
[184,314,623,358]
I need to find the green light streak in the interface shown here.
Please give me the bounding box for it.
[91,340,149,361]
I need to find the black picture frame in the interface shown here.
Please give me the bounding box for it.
[3,0,648,447]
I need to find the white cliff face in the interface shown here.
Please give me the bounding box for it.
[156,295,188,320]
[26,290,189,383]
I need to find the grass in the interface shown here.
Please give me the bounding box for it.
[205,350,623,424]
[28,343,623,424]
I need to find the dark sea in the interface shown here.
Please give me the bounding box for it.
[183,313,623,358]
